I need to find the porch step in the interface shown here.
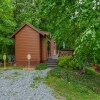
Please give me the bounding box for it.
[47,58,57,67]
[47,58,57,62]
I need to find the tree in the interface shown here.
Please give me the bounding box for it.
[0,0,99,66]
[74,0,100,68]
[0,0,16,54]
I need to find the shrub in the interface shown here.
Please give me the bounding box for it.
[85,67,100,75]
[58,56,78,70]
[58,56,71,68]
[35,63,48,70]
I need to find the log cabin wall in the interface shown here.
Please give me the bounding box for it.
[15,25,40,66]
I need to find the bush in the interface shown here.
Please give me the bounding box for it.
[85,67,100,75]
[58,56,78,70]
[35,63,48,70]
[58,56,70,68]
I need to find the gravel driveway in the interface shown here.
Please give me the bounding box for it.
[0,68,57,100]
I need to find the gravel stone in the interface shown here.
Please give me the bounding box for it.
[0,68,56,100]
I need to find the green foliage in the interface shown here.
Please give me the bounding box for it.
[0,0,16,54]
[74,0,100,67]
[58,56,78,69]
[35,63,48,70]
[0,0,100,67]
[74,28,100,66]
[85,67,100,76]
[58,56,71,68]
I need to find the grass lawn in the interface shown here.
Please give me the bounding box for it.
[0,66,25,70]
[45,68,100,100]
[0,63,48,70]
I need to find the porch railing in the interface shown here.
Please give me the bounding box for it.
[58,50,74,57]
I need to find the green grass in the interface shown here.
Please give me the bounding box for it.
[0,66,25,70]
[30,76,44,88]
[35,63,48,70]
[45,68,100,100]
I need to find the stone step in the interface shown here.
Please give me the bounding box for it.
[47,59,57,63]
[47,63,57,65]
[47,62,57,64]
[47,62,57,67]
[47,58,58,67]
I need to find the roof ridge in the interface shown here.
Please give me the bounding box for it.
[11,22,46,38]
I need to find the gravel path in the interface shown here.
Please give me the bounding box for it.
[0,68,57,100]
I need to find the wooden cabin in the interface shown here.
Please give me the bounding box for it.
[11,23,56,66]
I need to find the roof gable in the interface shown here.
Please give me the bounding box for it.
[11,23,45,38]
